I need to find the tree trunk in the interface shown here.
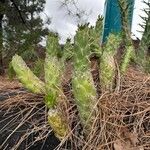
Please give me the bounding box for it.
[0,0,5,75]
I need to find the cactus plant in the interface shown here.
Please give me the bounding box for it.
[11,33,69,140]
[72,24,98,133]
[44,33,69,139]
[44,33,62,108]
[100,34,121,91]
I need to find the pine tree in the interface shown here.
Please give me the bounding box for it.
[137,0,150,73]
[4,0,48,56]
[0,0,49,75]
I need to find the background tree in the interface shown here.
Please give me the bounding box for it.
[138,0,150,73]
[59,0,92,24]
[0,0,49,75]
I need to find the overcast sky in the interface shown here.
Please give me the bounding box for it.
[44,0,149,43]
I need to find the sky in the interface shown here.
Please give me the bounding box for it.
[44,0,149,43]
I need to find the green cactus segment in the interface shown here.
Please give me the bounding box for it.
[11,54,45,94]
[44,32,63,108]
[72,25,98,132]
[44,55,61,108]
[73,24,91,72]
[100,54,116,91]
[46,32,61,57]
[48,108,69,139]
[63,39,74,60]
[74,24,90,57]
[120,46,133,73]
[105,34,121,53]
[89,16,103,56]
[45,33,69,139]
[72,71,97,130]
[100,34,121,91]
[118,0,133,40]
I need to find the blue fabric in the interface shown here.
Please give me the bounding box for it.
[101,0,135,43]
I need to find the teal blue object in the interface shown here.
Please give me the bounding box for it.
[101,0,135,43]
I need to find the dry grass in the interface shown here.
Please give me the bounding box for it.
[0,92,52,150]
[0,67,150,150]
[77,67,150,150]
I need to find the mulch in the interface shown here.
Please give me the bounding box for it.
[0,77,60,150]
[0,65,150,150]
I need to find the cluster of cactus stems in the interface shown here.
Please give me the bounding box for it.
[11,6,148,140]
[12,33,69,140]
[11,19,103,139]
[118,0,150,74]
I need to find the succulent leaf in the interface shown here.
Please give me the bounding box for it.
[100,34,121,91]
[120,46,133,73]
[72,25,98,133]
[44,54,61,108]
[11,54,45,94]
[72,71,97,132]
